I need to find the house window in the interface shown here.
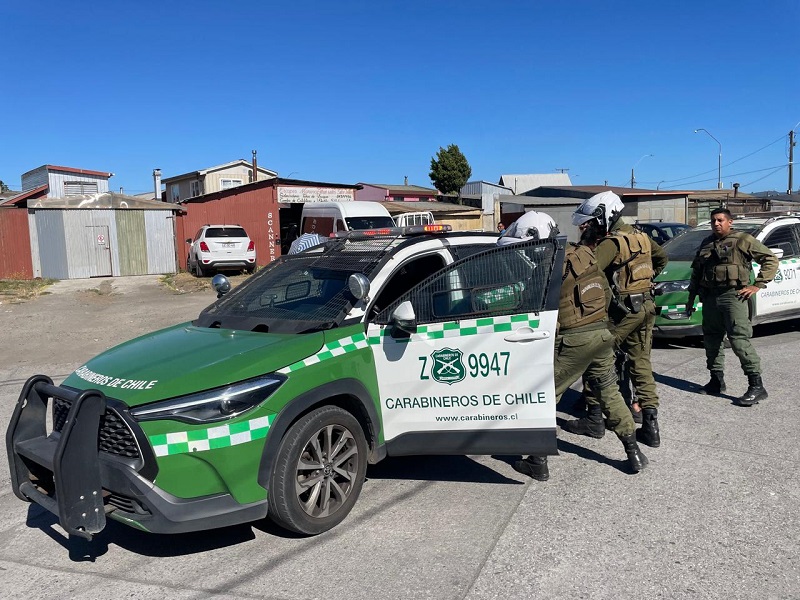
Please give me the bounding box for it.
[64,181,98,196]
[190,180,201,197]
[220,178,243,190]
[170,184,180,202]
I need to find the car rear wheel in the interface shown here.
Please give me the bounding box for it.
[268,406,367,535]
[194,259,206,278]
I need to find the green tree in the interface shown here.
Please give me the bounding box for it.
[429,144,472,203]
[0,180,9,193]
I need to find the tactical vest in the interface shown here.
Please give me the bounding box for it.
[559,243,607,330]
[609,229,655,294]
[693,231,752,289]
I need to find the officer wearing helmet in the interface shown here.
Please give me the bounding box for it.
[496,210,556,244]
[503,211,649,481]
[561,191,668,449]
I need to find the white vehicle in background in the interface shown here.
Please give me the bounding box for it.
[300,201,395,235]
[393,211,435,228]
[186,224,256,277]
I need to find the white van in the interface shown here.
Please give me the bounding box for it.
[300,201,395,236]
[393,211,435,228]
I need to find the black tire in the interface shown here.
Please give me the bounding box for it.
[268,406,368,535]
[195,259,206,278]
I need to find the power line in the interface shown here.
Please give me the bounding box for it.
[654,164,787,190]
[740,165,787,188]
[656,132,787,185]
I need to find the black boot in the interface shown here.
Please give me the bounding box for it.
[638,408,661,448]
[620,434,648,473]
[736,374,768,407]
[513,456,549,481]
[699,371,726,395]
[562,405,605,439]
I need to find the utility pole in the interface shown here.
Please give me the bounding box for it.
[789,129,795,195]
[630,168,635,188]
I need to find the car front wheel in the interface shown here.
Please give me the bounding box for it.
[268,406,367,535]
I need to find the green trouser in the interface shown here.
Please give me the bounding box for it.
[700,287,761,375]
[555,326,636,438]
[585,297,660,410]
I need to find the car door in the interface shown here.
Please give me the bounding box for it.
[366,238,564,457]
[754,223,800,318]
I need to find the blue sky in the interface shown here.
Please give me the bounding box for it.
[2,1,798,195]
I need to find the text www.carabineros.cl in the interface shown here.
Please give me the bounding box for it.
[435,413,518,422]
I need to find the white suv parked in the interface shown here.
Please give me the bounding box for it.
[186,225,256,277]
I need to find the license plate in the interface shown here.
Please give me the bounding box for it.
[221,242,235,248]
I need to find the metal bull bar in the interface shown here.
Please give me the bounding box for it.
[6,375,107,540]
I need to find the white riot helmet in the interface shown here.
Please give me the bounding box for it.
[497,211,559,246]
[571,191,624,234]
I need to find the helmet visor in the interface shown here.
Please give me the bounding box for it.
[572,211,597,226]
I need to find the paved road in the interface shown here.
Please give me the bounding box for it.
[0,276,797,599]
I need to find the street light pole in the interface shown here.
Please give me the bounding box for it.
[694,128,722,189]
[631,154,654,188]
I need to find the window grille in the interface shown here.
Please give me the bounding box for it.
[375,238,557,325]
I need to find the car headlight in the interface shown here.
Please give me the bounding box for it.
[130,374,285,424]
[654,280,690,295]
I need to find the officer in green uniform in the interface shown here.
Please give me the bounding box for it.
[687,207,778,406]
[502,211,648,481]
[561,191,668,448]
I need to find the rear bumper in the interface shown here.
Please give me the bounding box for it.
[201,258,256,270]
[6,376,266,538]
[654,322,703,338]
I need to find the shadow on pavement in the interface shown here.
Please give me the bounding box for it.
[366,455,522,485]
[654,371,701,393]
[26,503,260,562]
[555,437,631,474]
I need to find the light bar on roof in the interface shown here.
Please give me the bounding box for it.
[333,224,452,239]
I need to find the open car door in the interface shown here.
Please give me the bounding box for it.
[367,237,565,457]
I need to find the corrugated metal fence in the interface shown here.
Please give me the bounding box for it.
[0,209,34,279]
[30,209,177,279]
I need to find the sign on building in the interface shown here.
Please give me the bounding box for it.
[277,187,355,203]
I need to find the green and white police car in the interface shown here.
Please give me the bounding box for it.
[7,225,565,539]
[654,215,800,337]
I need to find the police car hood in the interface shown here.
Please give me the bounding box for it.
[61,323,324,407]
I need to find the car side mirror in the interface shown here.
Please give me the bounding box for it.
[390,301,416,338]
[348,273,370,301]
[769,247,785,260]
[212,274,231,298]
[186,238,192,244]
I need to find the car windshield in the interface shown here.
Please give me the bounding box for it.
[197,237,396,333]
[660,224,691,238]
[206,227,248,238]
[345,216,396,230]
[662,224,760,260]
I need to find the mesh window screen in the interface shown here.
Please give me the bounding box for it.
[763,227,799,258]
[205,237,401,327]
[376,239,557,325]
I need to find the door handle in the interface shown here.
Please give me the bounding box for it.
[504,328,550,342]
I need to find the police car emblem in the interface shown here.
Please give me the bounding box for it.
[430,348,466,385]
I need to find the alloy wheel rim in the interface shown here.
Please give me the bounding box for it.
[295,424,359,518]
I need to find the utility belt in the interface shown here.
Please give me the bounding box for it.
[559,319,609,335]
[609,291,649,320]
[700,284,745,295]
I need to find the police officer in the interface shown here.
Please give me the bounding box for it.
[504,211,649,481]
[686,207,778,406]
[561,191,667,448]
